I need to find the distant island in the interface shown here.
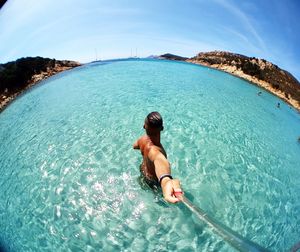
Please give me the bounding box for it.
[160,51,300,112]
[0,57,81,112]
[158,53,188,61]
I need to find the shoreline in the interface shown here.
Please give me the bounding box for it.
[186,59,300,113]
[1,56,299,114]
[0,63,81,113]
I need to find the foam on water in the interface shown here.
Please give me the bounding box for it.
[0,59,299,251]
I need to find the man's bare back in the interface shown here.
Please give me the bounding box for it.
[133,112,182,203]
[135,135,167,182]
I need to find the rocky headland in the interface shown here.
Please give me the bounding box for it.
[159,53,188,61]
[161,51,300,112]
[0,57,81,112]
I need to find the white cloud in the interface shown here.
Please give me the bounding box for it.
[214,0,267,53]
[218,26,262,54]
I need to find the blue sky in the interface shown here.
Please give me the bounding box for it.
[0,0,299,80]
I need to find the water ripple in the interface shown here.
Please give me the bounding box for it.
[0,59,299,251]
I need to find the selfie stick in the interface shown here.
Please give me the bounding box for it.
[172,181,269,252]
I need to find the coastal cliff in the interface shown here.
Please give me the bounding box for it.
[161,51,300,112]
[0,57,81,112]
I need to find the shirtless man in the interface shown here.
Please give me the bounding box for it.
[133,111,182,203]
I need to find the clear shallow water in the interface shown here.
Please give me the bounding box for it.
[0,59,300,251]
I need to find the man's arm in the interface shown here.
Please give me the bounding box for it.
[148,148,182,203]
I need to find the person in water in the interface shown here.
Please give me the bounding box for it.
[133,111,183,203]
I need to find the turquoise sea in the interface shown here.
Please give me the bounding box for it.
[0,59,299,251]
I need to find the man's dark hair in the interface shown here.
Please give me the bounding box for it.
[146,111,163,129]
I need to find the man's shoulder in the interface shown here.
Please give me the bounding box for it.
[138,135,150,145]
[148,145,164,156]
[147,145,167,162]
[140,135,148,140]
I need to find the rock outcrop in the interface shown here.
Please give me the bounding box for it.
[161,51,300,112]
[0,57,81,112]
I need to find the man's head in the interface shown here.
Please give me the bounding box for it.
[144,111,164,134]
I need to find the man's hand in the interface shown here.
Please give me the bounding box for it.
[161,178,183,203]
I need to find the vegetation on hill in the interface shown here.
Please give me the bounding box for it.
[0,57,80,111]
[0,57,54,93]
